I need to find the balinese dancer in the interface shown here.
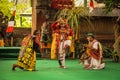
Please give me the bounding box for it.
[58,21,72,69]
[12,30,41,71]
[80,33,105,70]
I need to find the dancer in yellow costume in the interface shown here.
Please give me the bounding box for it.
[12,30,41,71]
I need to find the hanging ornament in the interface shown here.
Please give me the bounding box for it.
[51,0,74,9]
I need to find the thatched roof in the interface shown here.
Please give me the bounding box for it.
[91,8,120,17]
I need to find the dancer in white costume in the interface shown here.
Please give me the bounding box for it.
[80,33,105,70]
[58,36,71,68]
[58,21,72,69]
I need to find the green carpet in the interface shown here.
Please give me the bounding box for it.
[0,59,120,80]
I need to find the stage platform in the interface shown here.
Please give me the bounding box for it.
[0,59,120,80]
[0,47,41,58]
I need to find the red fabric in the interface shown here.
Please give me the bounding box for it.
[88,40,100,60]
[89,49,100,60]
[68,29,74,36]
[6,9,16,33]
[89,0,94,13]
[51,21,58,31]
[6,26,14,32]
[90,0,94,8]
[35,34,41,47]
[51,21,61,33]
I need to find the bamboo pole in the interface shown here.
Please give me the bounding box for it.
[11,37,13,46]
[31,0,37,35]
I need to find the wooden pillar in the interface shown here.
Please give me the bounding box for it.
[31,0,37,35]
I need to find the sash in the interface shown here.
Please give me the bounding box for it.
[87,40,101,60]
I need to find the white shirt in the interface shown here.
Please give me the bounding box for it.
[92,41,99,50]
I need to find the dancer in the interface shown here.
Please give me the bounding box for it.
[58,32,71,68]
[57,19,72,68]
[51,17,73,68]
[79,33,105,70]
[12,30,41,71]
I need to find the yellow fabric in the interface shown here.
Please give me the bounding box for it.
[0,39,4,47]
[17,48,36,71]
[70,40,75,53]
[51,33,58,59]
[17,38,36,71]
[68,36,75,58]
[67,36,75,52]
[98,42,102,52]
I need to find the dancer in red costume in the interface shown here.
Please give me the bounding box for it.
[51,17,73,68]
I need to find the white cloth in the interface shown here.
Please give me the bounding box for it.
[58,40,71,68]
[87,40,105,69]
[59,40,71,54]
[8,21,14,27]
[92,41,99,49]
[64,40,71,46]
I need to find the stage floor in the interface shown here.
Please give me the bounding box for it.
[0,59,120,80]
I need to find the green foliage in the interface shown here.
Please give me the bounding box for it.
[104,0,120,13]
[104,0,120,62]
[21,17,32,27]
[15,14,32,27]
[15,0,32,27]
[0,0,14,17]
[0,0,32,27]
[102,46,113,58]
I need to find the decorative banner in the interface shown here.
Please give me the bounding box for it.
[51,0,74,9]
[6,21,15,33]
[6,7,16,33]
[89,0,94,13]
[6,4,17,38]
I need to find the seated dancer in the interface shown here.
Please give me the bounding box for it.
[79,33,105,70]
[12,30,41,71]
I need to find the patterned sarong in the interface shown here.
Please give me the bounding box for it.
[17,36,36,71]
